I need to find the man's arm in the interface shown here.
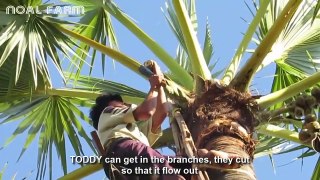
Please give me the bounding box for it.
[133,60,168,133]
[151,85,168,133]
[147,61,168,133]
[132,75,162,121]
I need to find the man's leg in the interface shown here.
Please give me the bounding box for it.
[103,138,135,180]
[109,138,185,180]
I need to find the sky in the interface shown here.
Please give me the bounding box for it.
[0,0,318,180]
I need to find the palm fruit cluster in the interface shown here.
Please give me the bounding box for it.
[291,87,320,152]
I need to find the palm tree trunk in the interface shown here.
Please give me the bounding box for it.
[203,136,256,180]
[183,81,258,180]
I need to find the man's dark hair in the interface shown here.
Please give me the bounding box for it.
[90,94,123,130]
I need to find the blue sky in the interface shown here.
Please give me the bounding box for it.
[0,0,318,179]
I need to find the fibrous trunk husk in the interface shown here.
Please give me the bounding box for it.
[183,81,258,180]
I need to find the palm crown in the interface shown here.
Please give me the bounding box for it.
[0,0,320,179]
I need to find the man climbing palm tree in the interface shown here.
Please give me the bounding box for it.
[90,61,186,179]
[90,60,245,180]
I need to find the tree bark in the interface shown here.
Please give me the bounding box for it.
[204,136,256,180]
[183,81,258,180]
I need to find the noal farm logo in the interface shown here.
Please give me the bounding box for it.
[6,5,85,15]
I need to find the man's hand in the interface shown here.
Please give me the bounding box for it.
[149,74,164,89]
[145,60,165,89]
[144,60,162,74]
[143,60,169,133]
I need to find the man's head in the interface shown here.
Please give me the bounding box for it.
[90,94,123,130]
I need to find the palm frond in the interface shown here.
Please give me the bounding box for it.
[62,0,119,78]
[253,0,320,96]
[172,0,211,81]
[312,157,320,180]
[0,1,85,88]
[230,0,304,91]
[258,124,312,148]
[268,64,303,110]
[311,0,320,25]
[295,149,317,159]
[203,19,214,68]
[163,0,215,80]
[163,2,188,54]
[66,73,147,102]
[1,96,94,180]
[66,71,192,107]
[0,52,46,104]
[0,162,8,179]
[58,164,102,180]
[103,1,194,90]
[162,0,198,51]
[255,116,309,158]
[222,0,271,84]
[277,145,310,155]
[257,69,320,109]
[254,135,288,158]
[0,56,95,180]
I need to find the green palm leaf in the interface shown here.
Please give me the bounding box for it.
[61,0,119,77]
[312,157,320,180]
[222,0,270,84]
[0,163,7,180]
[0,58,96,180]
[162,0,214,95]
[66,73,146,103]
[172,0,211,81]
[203,19,214,67]
[230,0,304,91]
[163,2,214,72]
[0,1,85,88]
[254,135,288,158]
[2,0,320,179]
[0,50,46,110]
[254,1,320,109]
[1,96,94,180]
[269,64,303,109]
[311,0,320,24]
[101,1,194,90]
[0,162,31,180]
[254,0,320,87]
[162,0,198,53]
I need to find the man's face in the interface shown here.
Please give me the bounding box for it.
[107,100,128,108]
